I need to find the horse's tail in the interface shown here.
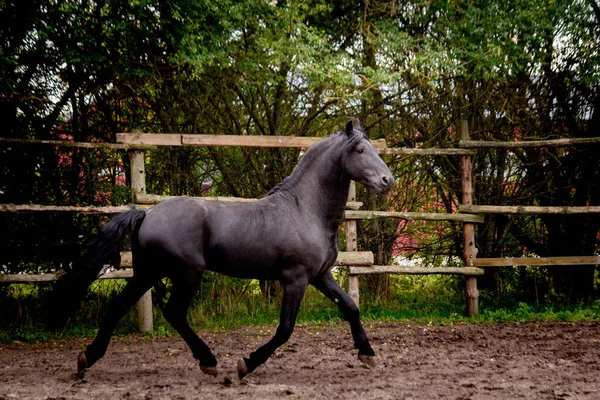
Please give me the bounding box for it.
[47,207,147,330]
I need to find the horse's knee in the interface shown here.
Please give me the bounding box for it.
[342,300,360,321]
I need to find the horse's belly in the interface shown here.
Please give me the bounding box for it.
[206,264,279,280]
[205,244,282,280]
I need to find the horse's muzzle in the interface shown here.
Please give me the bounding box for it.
[375,173,394,194]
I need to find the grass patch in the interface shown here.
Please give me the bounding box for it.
[1,274,599,344]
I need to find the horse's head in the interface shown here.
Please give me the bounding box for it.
[341,121,394,194]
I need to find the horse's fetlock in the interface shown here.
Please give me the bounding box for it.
[275,325,294,343]
[358,347,375,357]
[198,354,217,367]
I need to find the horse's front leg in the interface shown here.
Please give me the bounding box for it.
[311,271,375,366]
[237,279,307,379]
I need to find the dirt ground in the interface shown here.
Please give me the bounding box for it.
[0,321,599,400]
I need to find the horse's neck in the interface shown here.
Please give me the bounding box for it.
[288,152,350,230]
[319,175,351,231]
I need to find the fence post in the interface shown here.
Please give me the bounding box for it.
[346,181,360,307]
[460,120,479,317]
[129,131,153,332]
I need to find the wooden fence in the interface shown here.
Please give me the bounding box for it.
[2,121,599,330]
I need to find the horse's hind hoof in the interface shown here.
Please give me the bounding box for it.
[200,365,218,377]
[237,358,248,380]
[76,352,88,378]
[358,354,376,368]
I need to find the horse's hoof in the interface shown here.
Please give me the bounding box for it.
[76,352,88,378]
[358,354,376,368]
[200,365,218,377]
[237,358,248,380]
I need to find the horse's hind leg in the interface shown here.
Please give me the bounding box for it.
[78,273,158,377]
[237,279,307,379]
[163,279,218,377]
[311,271,375,366]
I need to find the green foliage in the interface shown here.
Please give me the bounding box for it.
[479,301,600,324]
[2,275,599,344]
[1,0,600,326]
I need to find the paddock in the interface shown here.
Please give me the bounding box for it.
[1,321,599,399]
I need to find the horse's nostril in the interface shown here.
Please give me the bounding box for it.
[381,175,394,189]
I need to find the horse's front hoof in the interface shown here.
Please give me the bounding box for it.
[358,354,376,368]
[237,358,248,380]
[76,352,88,378]
[200,365,218,377]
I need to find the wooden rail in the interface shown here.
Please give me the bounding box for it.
[14,256,596,283]
[0,134,387,152]
[0,137,156,150]
[345,210,484,223]
[134,193,364,210]
[459,137,600,148]
[118,251,375,269]
[0,251,377,283]
[117,132,388,149]
[0,204,132,214]
[0,270,135,283]
[0,200,364,214]
[472,256,600,267]
[1,135,472,156]
[349,266,484,276]
[460,205,600,214]
[378,148,475,156]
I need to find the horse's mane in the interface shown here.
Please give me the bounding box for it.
[266,126,367,197]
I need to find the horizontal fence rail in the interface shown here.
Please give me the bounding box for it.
[134,193,365,210]
[0,251,376,283]
[459,137,600,148]
[378,148,475,156]
[0,269,135,283]
[472,256,600,267]
[0,137,156,150]
[117,251,376,269]
[0,204,133,214]
[460,205,600,214]
[0,200,364,213]
[345,210,484,223]
[348,266,485,276]
[117,132,389,149]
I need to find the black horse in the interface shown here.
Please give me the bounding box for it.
[50,121,394,380]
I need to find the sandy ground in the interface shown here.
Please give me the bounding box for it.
[1,321,599,399]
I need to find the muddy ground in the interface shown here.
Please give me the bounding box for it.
[1,321,599,399]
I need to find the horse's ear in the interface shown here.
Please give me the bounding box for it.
[345,121,353,136]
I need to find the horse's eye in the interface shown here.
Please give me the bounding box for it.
[357,148,364,154]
